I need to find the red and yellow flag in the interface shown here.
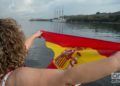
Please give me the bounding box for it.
[42,30,120,70]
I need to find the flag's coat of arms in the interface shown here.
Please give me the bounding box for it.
[42,30,120,70]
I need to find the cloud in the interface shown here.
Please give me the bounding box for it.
[9,0,33,13]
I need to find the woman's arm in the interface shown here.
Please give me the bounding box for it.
[62,52,120,84]
[25,31,42,51]
[13,52,120,86]
[31,52,120,86]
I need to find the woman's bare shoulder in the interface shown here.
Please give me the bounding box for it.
[16,67,64,75]
[14,67,47,81]
[15,67,63,75]
[11,67,66,86]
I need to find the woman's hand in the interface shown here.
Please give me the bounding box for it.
[25,31,43,51]
[32,31,43,39]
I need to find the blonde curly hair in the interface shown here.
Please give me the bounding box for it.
[0,18,26,80]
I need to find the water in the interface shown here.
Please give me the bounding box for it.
[19,19,120,42]
[18,19,120,86]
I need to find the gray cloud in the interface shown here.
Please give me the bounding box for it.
[0,0,120,19]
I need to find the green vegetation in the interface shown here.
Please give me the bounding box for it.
[65,11,120,24]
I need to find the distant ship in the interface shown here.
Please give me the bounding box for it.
[52,18,66,23]
[52,8,66,23]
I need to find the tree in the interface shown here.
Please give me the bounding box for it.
[96,12,100,15]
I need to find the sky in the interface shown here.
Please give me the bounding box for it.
[0,0,120,19]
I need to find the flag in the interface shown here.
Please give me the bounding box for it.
[41,30,120,70]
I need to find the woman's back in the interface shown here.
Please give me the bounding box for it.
[2,67,66,86]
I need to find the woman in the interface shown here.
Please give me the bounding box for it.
[0,18,120,86]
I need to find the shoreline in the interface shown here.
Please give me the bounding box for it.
[66,21,120,25]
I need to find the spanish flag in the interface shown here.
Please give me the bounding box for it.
[42,30,120,70]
